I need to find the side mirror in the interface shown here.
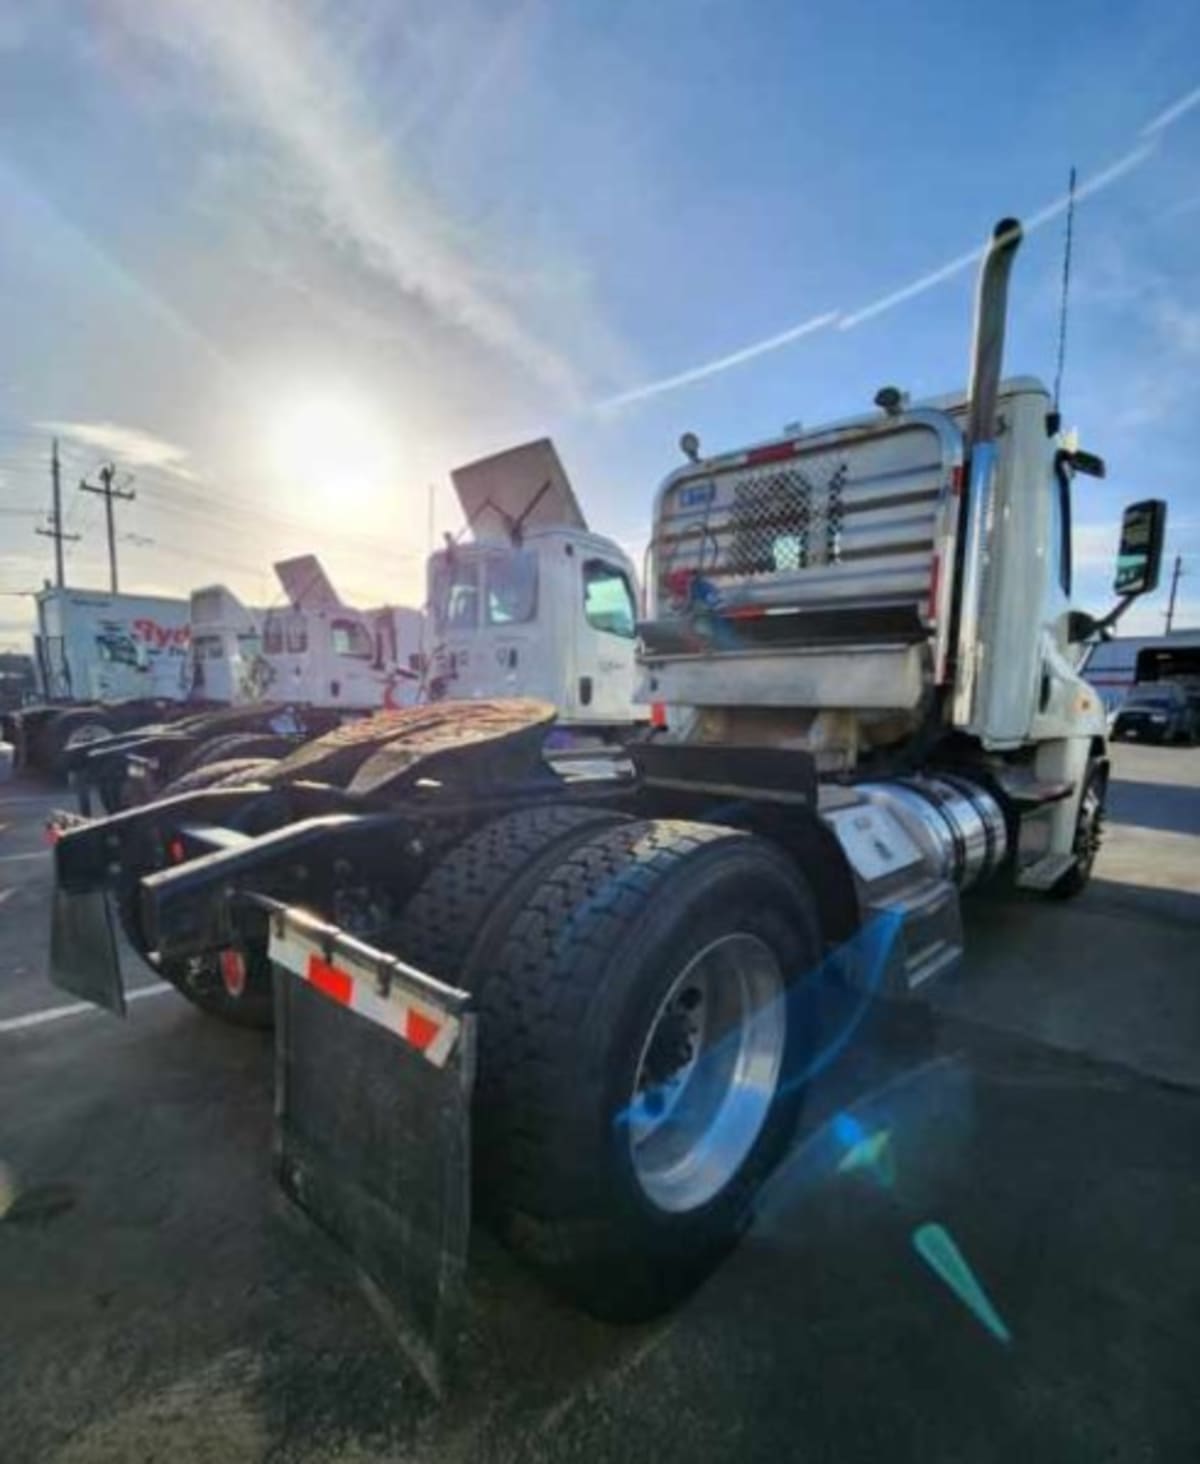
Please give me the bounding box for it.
[1114,499,1167,597]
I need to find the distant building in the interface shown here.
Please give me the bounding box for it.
[1082,628,1200,712]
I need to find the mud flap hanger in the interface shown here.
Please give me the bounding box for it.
[258,896,476,1396]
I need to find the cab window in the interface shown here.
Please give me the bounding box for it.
[432,558,480,630]
[262,618,285,655]
[331,618,373,658]
[583,559,637,638]
[192,634,223,661]
[486,551,538,625]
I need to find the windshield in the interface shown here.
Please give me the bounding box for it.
[430,556,480,631]
[485,551,538,625]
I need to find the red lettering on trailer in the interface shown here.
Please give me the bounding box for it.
[132,618,191,649]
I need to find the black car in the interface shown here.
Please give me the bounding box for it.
[1111,682,1197,744]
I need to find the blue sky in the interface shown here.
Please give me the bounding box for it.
[1,0,1198,640]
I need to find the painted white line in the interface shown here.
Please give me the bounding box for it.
[0,982,173,1034]
[0,851,47,866]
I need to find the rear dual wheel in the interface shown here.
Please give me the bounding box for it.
[394,812,822,1320]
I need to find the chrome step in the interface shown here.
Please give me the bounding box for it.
[1015,851,1076,891]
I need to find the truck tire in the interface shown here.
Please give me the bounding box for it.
[388,803,632,984]
[172,731,294,778]
[113,887,274,1030]
[473,819,822,1321]
[159,951,275,1030]
[45,713,117,773]
[1049,762,1106,899]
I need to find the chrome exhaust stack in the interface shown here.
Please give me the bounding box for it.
[953,217,1023,729]
[964,218,1023,448]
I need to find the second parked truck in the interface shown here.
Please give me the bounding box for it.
[49,216,1166,1387]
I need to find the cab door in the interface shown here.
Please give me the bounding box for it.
[571,556,639,725]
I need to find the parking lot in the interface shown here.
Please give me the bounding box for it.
[2,742,1198,1464]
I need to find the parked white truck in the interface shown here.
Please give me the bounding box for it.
[3,586,193,772]
[48,216,1166,1389]
[189,558,424,712]
[425,438,642,738]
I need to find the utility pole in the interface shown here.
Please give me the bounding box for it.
[35,438,79,588]
[79,463,135,593]
[1164,554,1184,634]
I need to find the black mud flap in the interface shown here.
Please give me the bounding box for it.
[49,886,126,1015]
[266,902,475,1396]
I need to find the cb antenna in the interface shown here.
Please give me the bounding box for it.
[1053,164,1077,413]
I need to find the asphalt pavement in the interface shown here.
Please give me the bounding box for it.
[1,744,1197,1463]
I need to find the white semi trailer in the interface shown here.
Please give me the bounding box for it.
[49,216,1167,1389]
[4,586,193,772]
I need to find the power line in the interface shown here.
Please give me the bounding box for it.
[79,463,136,593]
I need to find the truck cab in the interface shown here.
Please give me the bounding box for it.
[261,557,423,711]
[189,585,268,704]
[425,439,641,734]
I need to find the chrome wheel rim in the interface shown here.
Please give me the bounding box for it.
[1075,784,1102,876]
[628,933,786,1214]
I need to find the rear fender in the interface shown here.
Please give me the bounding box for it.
[53,785,273,894]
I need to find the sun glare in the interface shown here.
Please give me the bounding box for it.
[263,390,397,504]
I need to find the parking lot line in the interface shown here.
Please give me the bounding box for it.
[0,982,172,1034]
[0,851,48,865]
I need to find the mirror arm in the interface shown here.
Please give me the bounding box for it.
[1072,594,1138,646]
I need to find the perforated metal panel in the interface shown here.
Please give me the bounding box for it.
[652,413,963,629]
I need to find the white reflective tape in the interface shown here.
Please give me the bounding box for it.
[268,931,312,980]
[268,922,460,1066]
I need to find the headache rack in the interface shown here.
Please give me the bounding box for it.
[641,408,965,710]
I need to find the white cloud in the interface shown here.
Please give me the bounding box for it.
[107,0,594,403]
[35,420,195,476]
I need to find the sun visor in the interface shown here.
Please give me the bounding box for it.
[450,438,587,540]
[274,555,343,610]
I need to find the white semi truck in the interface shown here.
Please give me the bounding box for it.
[189,558,425,712]
[425,438,643,738]
[48,216,1167,1388]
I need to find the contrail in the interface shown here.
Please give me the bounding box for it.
[1141,80,1200,137]
[594,311,839,411]
[597,139,1157,411]
[841,142,1156,330]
